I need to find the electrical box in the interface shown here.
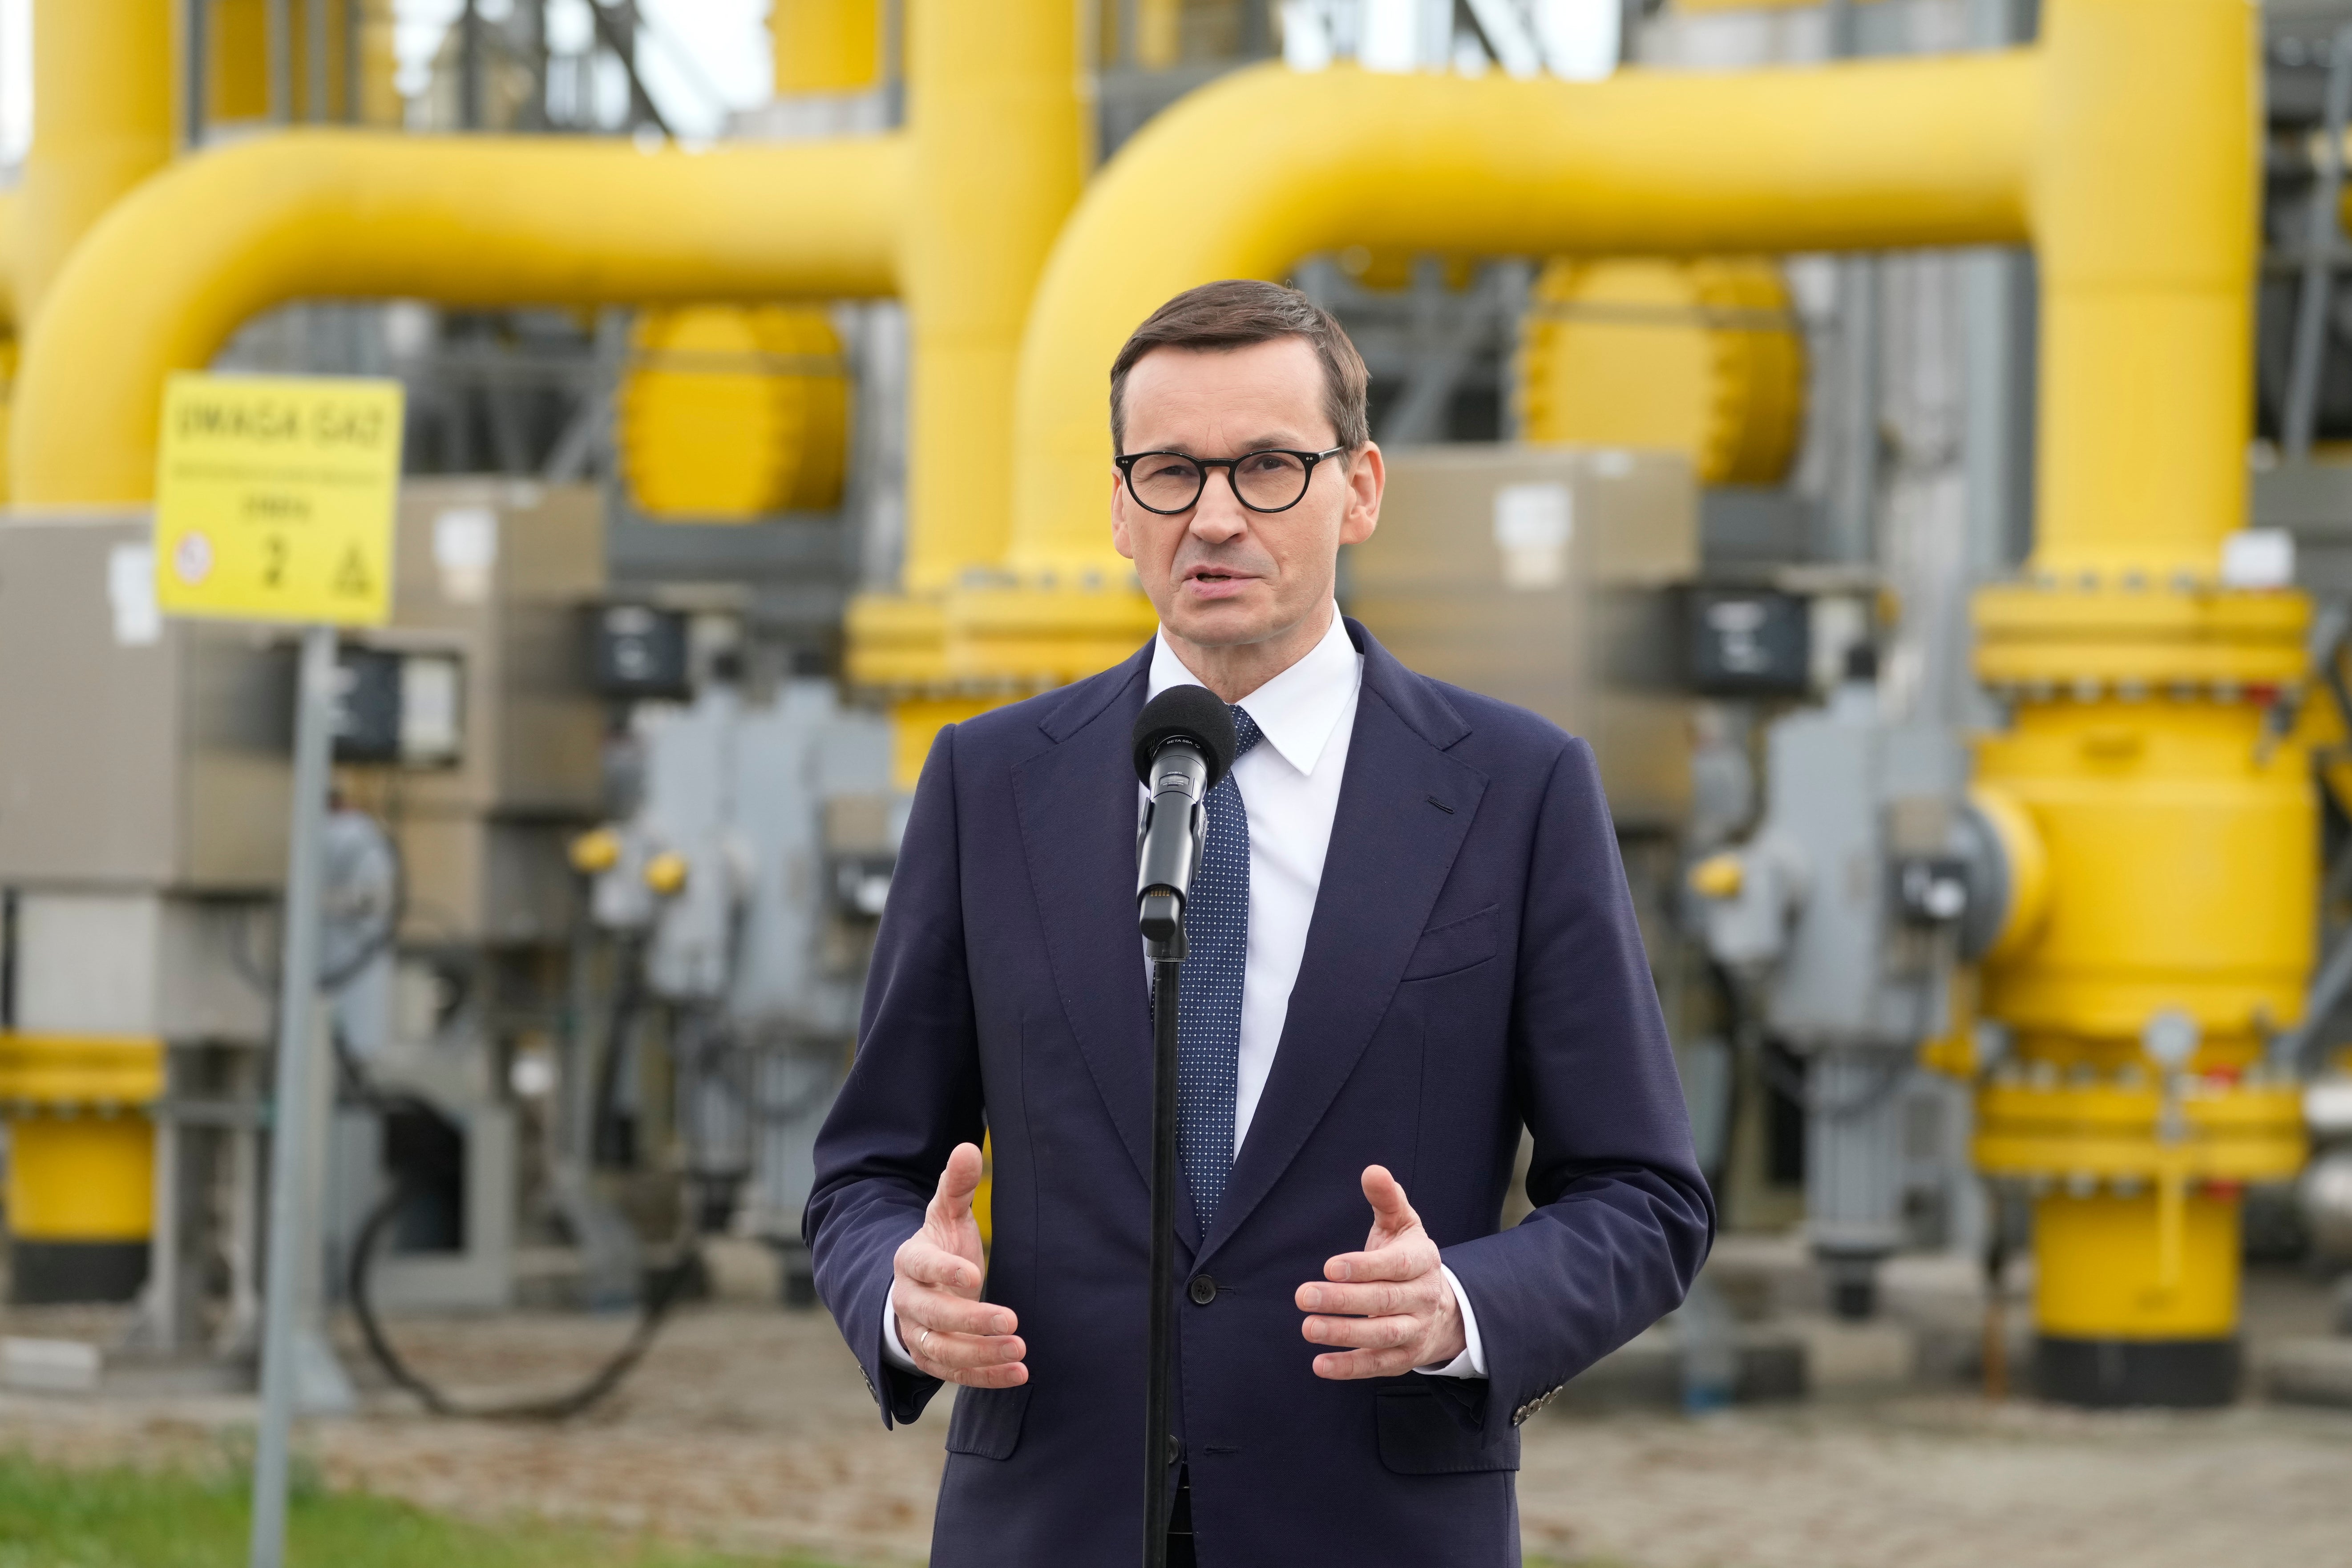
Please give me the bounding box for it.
[1347,445,1698,829]
[346,481,607,943]
[335,646,465,769]
[592,603,692,701]
[1686,586,1811,697]
[372,481,605,817]
[0,518,295,890]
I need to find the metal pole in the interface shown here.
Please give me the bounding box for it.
[1823,0,1877,566]
[460,0,483,131]
[183,0,210,150]
[2285,24,2352,463]
[1142,956,1180,1568]
[306,0,328,121]
[247,624,338,1568]
[344,0,361,124]
[267,0,291,123]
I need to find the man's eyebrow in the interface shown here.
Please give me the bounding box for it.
[1131,432,1318,453]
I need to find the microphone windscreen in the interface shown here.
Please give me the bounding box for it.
[1132,686,1238,790]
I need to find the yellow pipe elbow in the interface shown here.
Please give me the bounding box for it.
[14,129,909,508]
[1005,53,2036,581]
[16,0,176,327]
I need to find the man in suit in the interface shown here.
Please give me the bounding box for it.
[806,279,1712,1567]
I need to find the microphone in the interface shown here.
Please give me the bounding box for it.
[1131,687,1237,951]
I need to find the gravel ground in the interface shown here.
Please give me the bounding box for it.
[4,1293,2351,1567]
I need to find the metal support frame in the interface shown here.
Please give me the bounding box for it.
[1118,0,1140,69]
[2286,24,2352,463]
[267,0,291,124]
[247,626,337,1568]
[459,0,484,131]
[344,0,361,125]
[182,0,209,149]
[1141,953,1181,1568]
[306,0,327,122]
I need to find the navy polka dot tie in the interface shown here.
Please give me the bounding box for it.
[1176,705,1261,1227]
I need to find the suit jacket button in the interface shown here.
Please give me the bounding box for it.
[1188,1274,1219,1305]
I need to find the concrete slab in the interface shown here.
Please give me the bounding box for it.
[2259,1336,2352,1407]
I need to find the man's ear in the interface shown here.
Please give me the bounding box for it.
[1338,442,1384,547]
[1111,470,1137,562]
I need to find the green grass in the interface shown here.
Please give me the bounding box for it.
[0,1451,850,1568]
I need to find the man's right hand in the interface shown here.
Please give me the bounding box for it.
[889,1141,1027,1388]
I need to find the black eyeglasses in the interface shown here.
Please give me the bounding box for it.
[1114,446,1348,515]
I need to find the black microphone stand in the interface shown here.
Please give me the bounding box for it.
[1139,894,1184,1568]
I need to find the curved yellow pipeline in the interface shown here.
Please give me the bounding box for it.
[898,0,1087,592]
[1004,52,2037,578]
[0,190,19,332]
[16,0,176,327]
[2026,0,2257,579]
[13,131,908,507]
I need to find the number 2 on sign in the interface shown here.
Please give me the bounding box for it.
[262,533,287,589]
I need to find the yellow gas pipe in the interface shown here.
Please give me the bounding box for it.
[6,0,1084,1298]
[774,0,883,94]
[855,0,2291,1404]
[0,0,181,1301]
[847,48,2036,723]
[11,133,905,510]
[3,0,2309,1395]
[1968,0,2307,1405]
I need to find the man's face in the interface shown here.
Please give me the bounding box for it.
[1111,337,1382,652]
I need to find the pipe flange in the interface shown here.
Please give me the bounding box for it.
[1974,583,2310,689]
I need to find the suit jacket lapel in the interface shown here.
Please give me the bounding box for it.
[1197,627,1487,1267]
[1012,645,1206,1252]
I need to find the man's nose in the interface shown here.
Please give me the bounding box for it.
[1188,469,1250,542]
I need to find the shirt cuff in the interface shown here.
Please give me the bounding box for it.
[881,1299,920,1373]
[1414,1264,1488,1379]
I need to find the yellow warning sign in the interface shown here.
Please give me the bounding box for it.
[153,373,405,627]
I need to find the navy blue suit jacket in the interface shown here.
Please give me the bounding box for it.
[806,620,1712,1567]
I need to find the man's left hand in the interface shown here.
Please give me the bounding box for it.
[1295,1164,1465,1379]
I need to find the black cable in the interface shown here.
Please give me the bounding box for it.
[346,1171,701,1422]
[336,1010,705,1423]
[226,809,407,996]
[283,813,700,1423]
[1699,960,1746,1202]
[590,934,645,1168]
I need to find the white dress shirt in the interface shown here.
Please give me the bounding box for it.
[885,608,1486,1379]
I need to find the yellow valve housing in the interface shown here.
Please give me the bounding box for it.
[0,1033,164,1305]
[1976,1072,2303,1353]
[616,304,849,522]
[1517,256,1806,486]
[643,850,690,897]
[1973,584,2316,1403]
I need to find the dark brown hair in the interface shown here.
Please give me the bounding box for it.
[1109,279,1371,454]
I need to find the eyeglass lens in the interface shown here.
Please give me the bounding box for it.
[1128,451,1313,513]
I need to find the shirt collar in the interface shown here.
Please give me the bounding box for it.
[1146,608,1362,778]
